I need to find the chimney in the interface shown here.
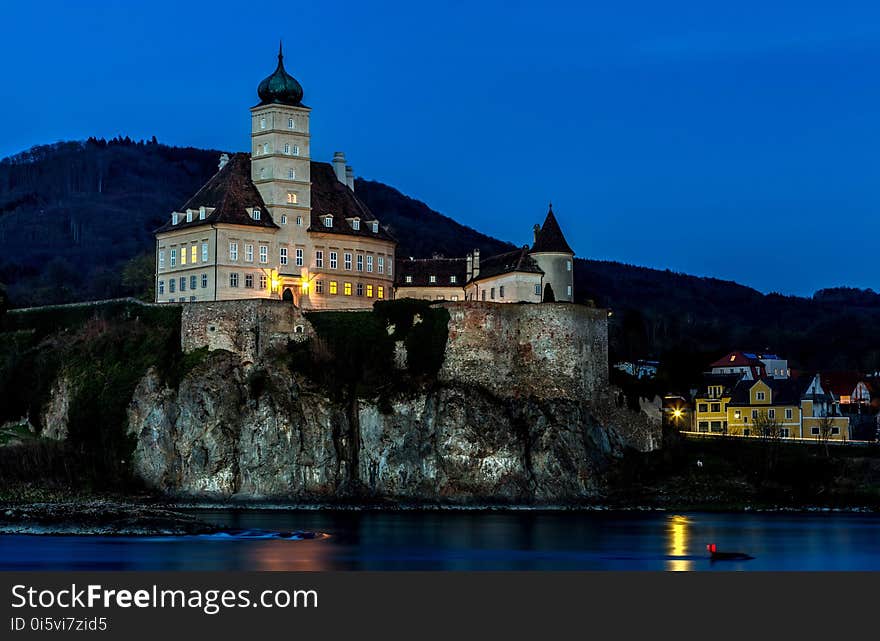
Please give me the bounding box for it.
[466,253,473,281]
[533,224,541,244]
[345,165,354,191]
[332,151,347,184]
[473,249,480,279]
[218,153,230,170]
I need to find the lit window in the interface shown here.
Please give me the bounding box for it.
[259,274,267,289]
[344,252,352,270]
[367,256,373,272]
[280,247,288,266]
[229,243,238,261]
[405,275,413,284]
[190,245,197,263]
[288,118,294,129]
[567,261,572,271]
[199,206,206,220]
[315,280,324,294]
[288,168,295,180]
[372,221,379,233]
[330,252,338,269]
[329,281,338,294]
[344,282,352,296]
[245,244,254,263]
[316,250,324,268]
[566,285,572,297]
[281,214,288,224]
[259,246,268,264]
[377,286,384,299]
[734,410,741,419]
[260,117,266,129]
[180,247,187,265]
[252,208,261,220]
[172,213,179,225]
[352,219,360,231]
[450,275,456,284]
[186,210,192,223]
[170,248,177,267]
[323,215,332,227]
[429,275,437,283]
[286,192,297,205]
[378,256,385,274]
[159,250,165,269]
[245,274,254,288]
[296,248,303,267]
[451,295,459,301]
[366,284,374,297]
[356,283,364,296]
[229,273,239,287]
[201,242,208,262]
[356,255,363,271]
[158,280,165,295]
[169,280,175,293]
[201,273,208,288]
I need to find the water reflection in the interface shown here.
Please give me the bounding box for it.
[666,515,692,571]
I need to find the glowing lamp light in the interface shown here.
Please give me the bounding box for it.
[673,409,683,419]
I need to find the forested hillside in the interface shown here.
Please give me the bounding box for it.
[1,139,878,384]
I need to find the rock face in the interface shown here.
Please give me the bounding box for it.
[126,350,657,504]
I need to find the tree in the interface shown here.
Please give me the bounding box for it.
[543,283,555,302]
[0,282,7,317]
[754,411,783,472]
[120,252,156,302]
[817,414,836,458]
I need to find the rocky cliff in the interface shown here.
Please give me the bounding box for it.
[127,349,658,504]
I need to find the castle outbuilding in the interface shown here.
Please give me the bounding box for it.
[155,45,396,309]
[395,205,576,303]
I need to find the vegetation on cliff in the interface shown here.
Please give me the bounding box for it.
[0,301,192,491]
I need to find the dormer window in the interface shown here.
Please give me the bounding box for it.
[352,219,360,231]
[372,221,379,233]
[323,216,333,228]
[172,213,179,225]
[429,275,437,283]
[450,275,457,283]
[252,208,261,221]
[199,206,206,220]
[186,210,192,223]
[405,275,413,284]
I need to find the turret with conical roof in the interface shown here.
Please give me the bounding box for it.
[529,203,575,302]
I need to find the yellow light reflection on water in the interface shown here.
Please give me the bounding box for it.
[667,515,693,572]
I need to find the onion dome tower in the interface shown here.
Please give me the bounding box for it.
[256,42,304,107]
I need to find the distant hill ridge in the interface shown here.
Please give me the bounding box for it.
[1,139,879,375]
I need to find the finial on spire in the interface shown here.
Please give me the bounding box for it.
[278,40,283,60]
[548,201,553,212]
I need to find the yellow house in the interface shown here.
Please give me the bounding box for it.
[726,378,801,438]
[693,374,739,433]
[692,371,851,441]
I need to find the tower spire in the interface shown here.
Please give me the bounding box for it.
[278,39,283,61]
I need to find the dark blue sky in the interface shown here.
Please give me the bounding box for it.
[2,1,879,295]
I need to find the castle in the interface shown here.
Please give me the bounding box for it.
[155,47,575,309]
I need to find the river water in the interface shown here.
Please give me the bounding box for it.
[3,510,880,571]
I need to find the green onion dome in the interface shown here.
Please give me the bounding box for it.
[257,42,304,107]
